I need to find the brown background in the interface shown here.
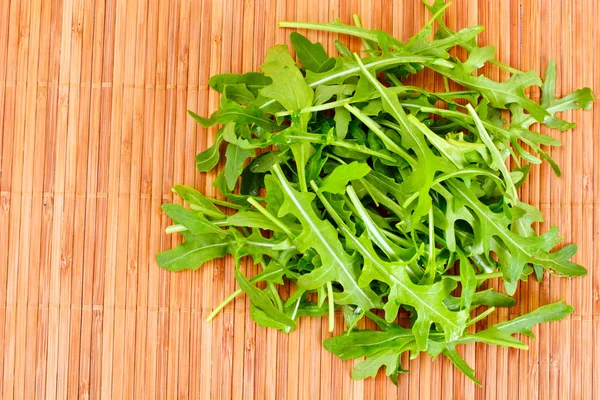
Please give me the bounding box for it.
[0,0,598,398]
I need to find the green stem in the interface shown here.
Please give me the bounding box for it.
[381,229,414,249]
[206,259,287,322]
[446,271,503,282]
[275,98,350,117]
[279,20,380,42]
[189,203,228,219]
[165,224,187,234]
[327,282,335,332]
[385,72,404,87]
[344,103,417,167]
[346,185,396,259]
[466,104,518,203]
[209,198,243,209]
[330,140,397,163]
[247,198,295,237]
[206,289,243,322]
[467,306,496,327]
[285,296,303,333]
[268,281,284,312]
[426,208,436,283]
[352,14,375,51]
[364,310,388,329]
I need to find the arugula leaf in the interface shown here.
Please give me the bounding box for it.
[226,210,301,234]
[195,128,224,172]
[260,45,314,128]
[156,231,235,272]
[235,268,296,332]
[448,179,586,294]
[224,143,255,190]
[319,162,371,194]
[272,164,382,311]
[193,99,278,130]
[290,32,335,72]
[209,72,272,96]
[172,184,225,218]
[162,204,227,236]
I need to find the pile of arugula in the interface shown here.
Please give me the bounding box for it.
[156,1,593,385]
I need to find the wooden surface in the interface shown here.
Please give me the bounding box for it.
[0,0,597,398]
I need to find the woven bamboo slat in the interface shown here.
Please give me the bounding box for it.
[0,0,597,398]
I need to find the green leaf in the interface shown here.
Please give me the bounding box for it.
[209,72,272,96]
[224,143,255,190]
[199,100,278,130]
[290,32,335,73]
[442,347,481,386]
[515,60,595,131]
[272,164,382,311]
[352,350,399,381]
[173,184,225,218]
[458,251,476,310]
[323,324,416,383]
[195,129,224,172]
[494,300,573,337]
[353,234,467,349]
[323,325,415,360]
[260,45,314,127]
[467,104,518,203]
[314,184,467,349]
[290,141,316,192]
[430,63,552,124]
[156,232,235,272]
[319,162,371,194]
[448,179,586,294]
[235,268,297,332]
[443,288,516,312]
[223,83,256,104]
[162,204,227,236]
[222,122,260,150]
[226,210,300,234]
[334,105,351,139]
[188,109,214,128]
[313,84,355,105]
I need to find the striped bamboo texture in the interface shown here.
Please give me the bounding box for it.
[0,0,597,398]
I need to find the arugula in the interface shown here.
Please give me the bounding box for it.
[157,2,592,387]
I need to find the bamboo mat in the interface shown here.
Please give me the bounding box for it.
[0,0,597,399]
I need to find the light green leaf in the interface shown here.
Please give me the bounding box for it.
[290,32,335,72]
[162,204,227,236]
[195,129,224,172]
[319,162,371,194]
[260,45,314,127]
[156,233,235,272]
[173,184,225,218]
[224,143,255,190]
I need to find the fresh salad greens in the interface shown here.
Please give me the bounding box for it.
[156,0,593,386]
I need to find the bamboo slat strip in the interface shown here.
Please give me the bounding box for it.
[0,0,597,399]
